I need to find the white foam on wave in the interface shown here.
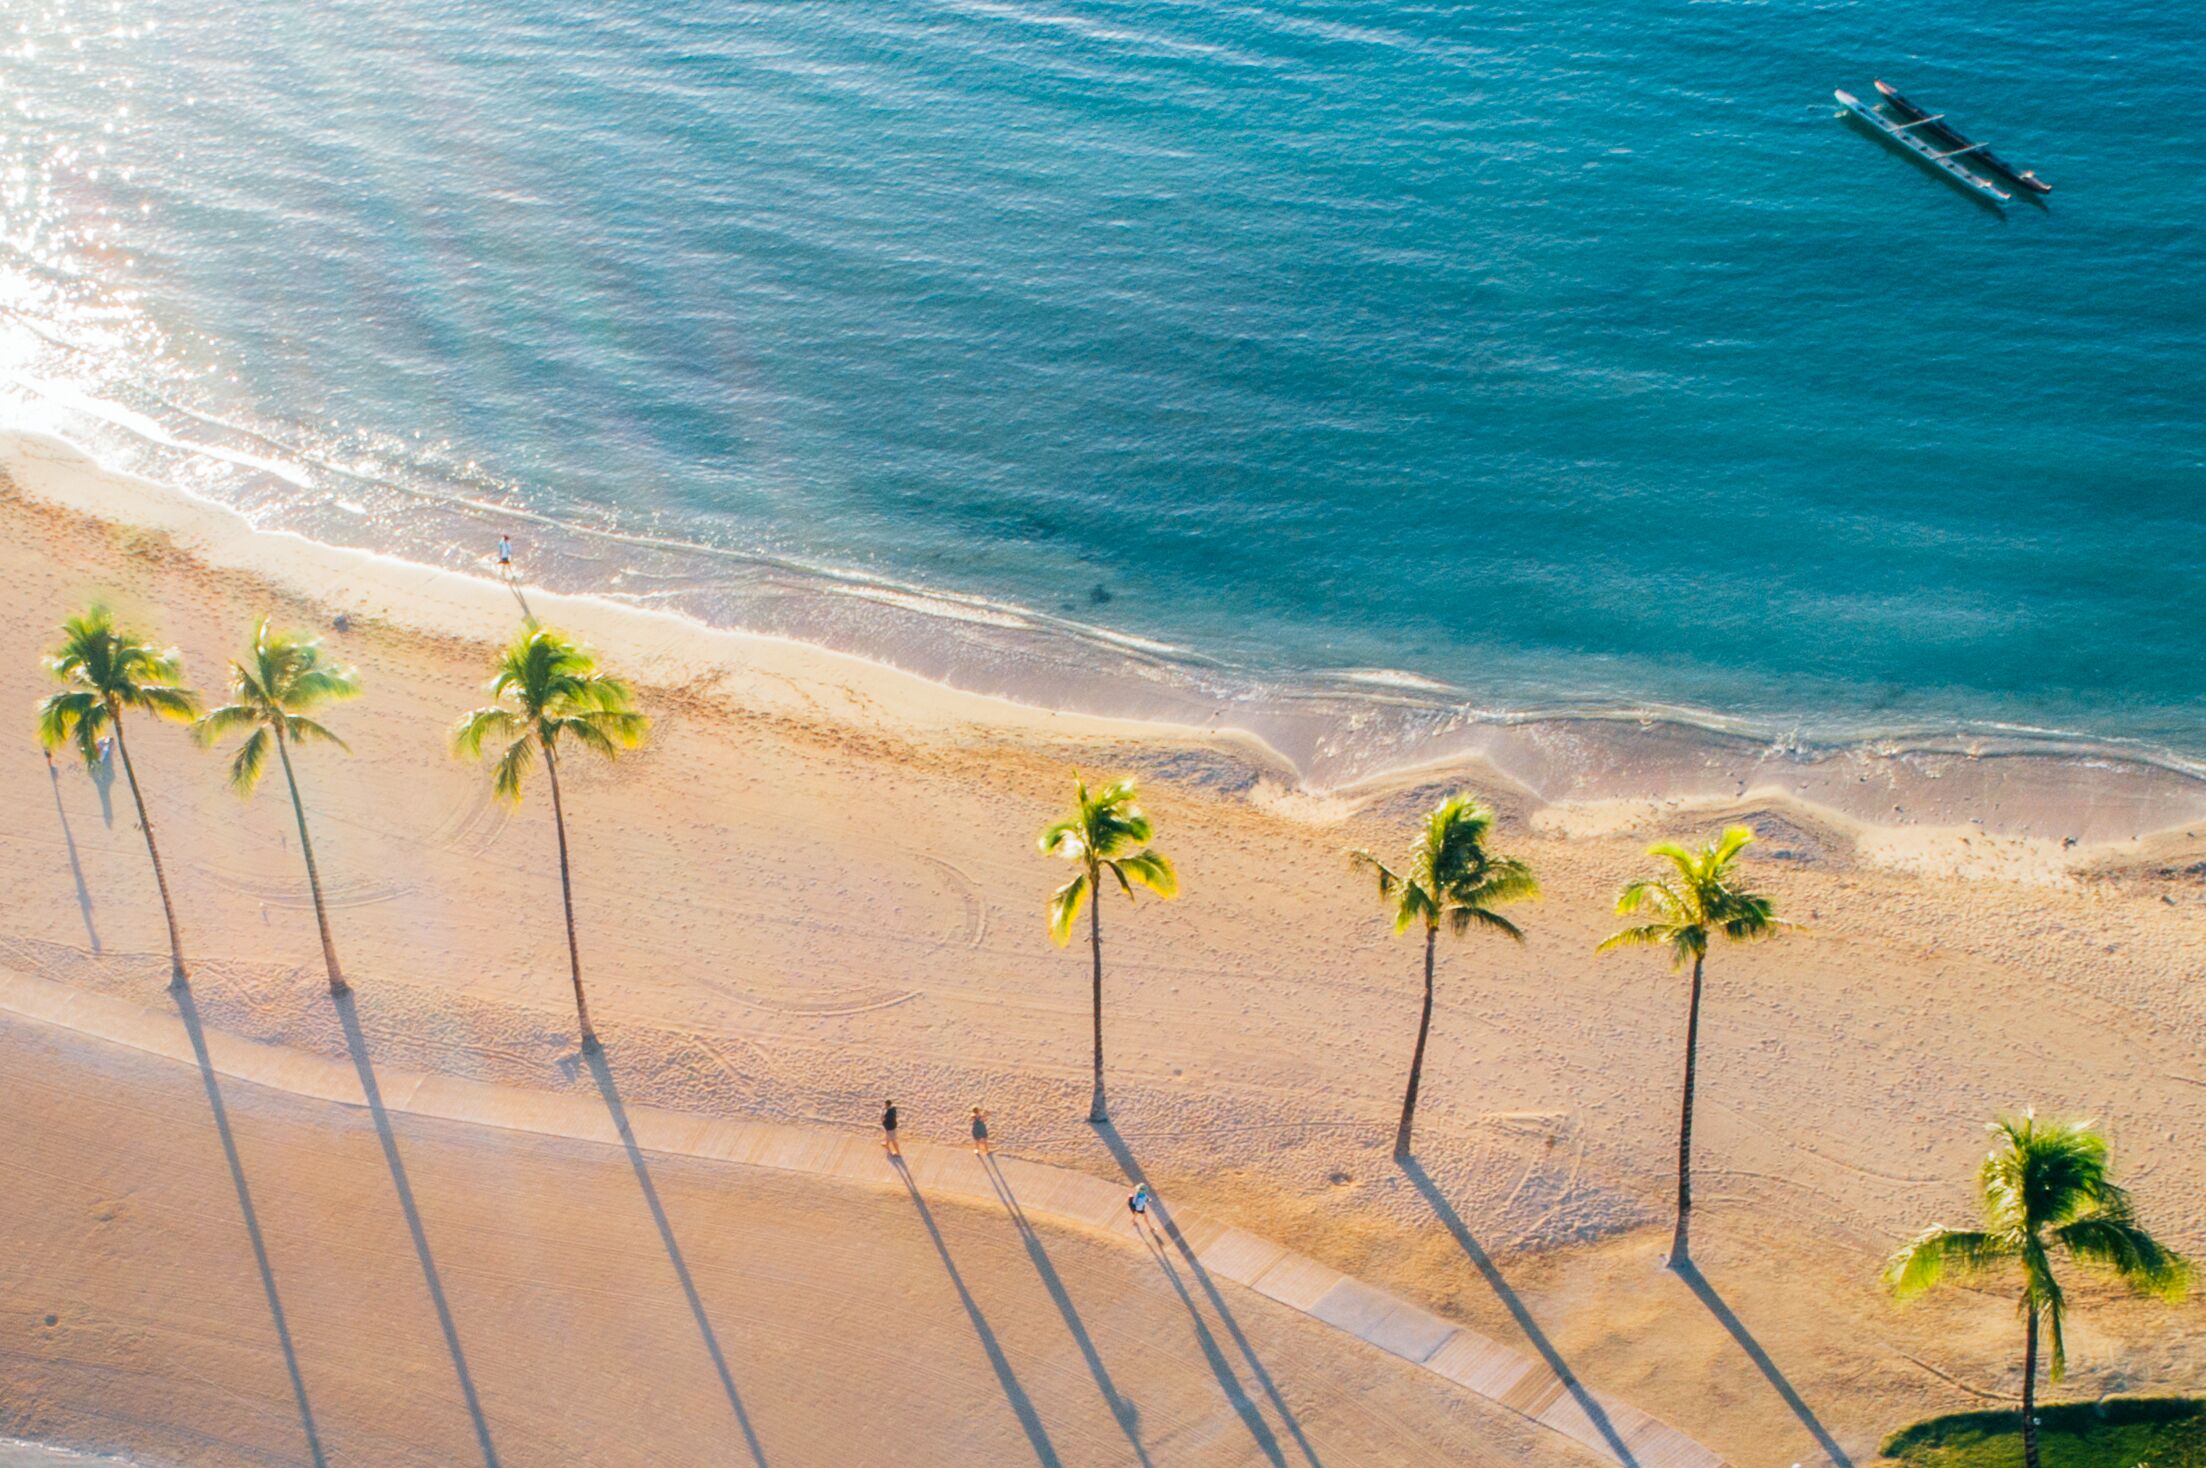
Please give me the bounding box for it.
[17,375,315,490]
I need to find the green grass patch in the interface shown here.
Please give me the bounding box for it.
[1881,1397,2206,1468]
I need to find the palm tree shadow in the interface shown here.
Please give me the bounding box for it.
[47,762,100,950]
[584,1046,769,1466]
[982,1157,1155,1466]
[333,994,501,1467]
[89,750,115,827]
[1672,1260,1851,1466]
[171,982,328,1468]
[1398,1158,1639,1467]
[1093,1124,1322,1467]
[1135,1217,1288,1466]
[889,1155,1062,1466]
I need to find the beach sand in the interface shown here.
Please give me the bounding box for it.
[1,431,2201,1465]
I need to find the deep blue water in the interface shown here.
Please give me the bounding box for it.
[3,0,2202,763]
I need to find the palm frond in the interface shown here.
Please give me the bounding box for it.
[1038,817,1086,860]
[1451,905,1525,942]
[35,690,103,762]
[282,665,361,709]
[1047,871,1090,946]
[283,715,350,751]
[227,727,272,796]
[2019,1239,2069,1380]
[132,683,202,723]
[1385,880,1426,935]
[1885,1227,2011,1299]
[1613,878,1683,919]
[2056,1214,2191,1299]
[1347,848,1402,900]
[191,703,261,749]
[452,705,519,758]
[491,736,534,804]
[1593,923,1674,954]
[1112,849,1178,899]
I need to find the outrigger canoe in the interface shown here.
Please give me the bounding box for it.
[1834,89,2010,204]
[1874,80,2051,194]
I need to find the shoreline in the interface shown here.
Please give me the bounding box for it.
[7,426,2203,857]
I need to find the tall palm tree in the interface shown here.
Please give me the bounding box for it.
[1596,826,1782,1265]
[1039,776,1177,1124]
[453,624,647,1051]
[35,605,200,984]
[1888,1112,2189,1468]
[1349,794,1538,1159]
[194,619,361,996]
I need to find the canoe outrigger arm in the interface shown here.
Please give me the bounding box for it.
[1890,114,1946,131]
[1930,142,1988,160]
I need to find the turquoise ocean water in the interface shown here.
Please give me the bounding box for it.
[2,0,2202,783]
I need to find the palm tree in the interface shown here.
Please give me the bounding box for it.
[35,606,200,984]
[194,619,361,996]
[1349,794,1538,1159]
[1039,776,1177,1124]
[1888,1112,2189,1468]
[453,625,647,1050]
[1596,826,1782,1265]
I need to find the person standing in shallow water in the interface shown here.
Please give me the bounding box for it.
[970,1106,991,1157]
[497,534,513,573]
[881,1099,899,1156]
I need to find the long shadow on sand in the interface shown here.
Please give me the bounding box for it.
[891,1155,1062,1466]
[172,982,328,1468]
[1674,1260,1852,1466]
[1136,1217,1289,1466]
[982,1156,1155,1466]
[586,1046,770,1466]
[334,994,501,1467]
[1095,1124,1321,1467]
[47,761,100,951]
[1399,1157,1638,1466]
[89,748,115,827]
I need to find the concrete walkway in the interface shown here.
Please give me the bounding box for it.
[0,967,1725,1468]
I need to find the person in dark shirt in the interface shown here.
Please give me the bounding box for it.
[881,1099,900,1156]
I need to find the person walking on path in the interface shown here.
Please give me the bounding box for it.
[881,1098,900,1157]
[970,1106,992,1157]
[1127,1182,1155,1238]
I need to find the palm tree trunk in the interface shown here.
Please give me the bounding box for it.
[1087,877,1107,1124]
[1670,952,1705,1266]
[108,712,188,986]
[273,728,346,996]
[1394,925,1437,1159]
[542,744,597,1050]
[2020,1302,2041,1468]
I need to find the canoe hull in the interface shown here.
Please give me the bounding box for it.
[1874,81,2052,194]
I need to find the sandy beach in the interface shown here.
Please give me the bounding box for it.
[2,429,2202,1465]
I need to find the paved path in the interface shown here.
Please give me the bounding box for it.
[0,967,1724,1468]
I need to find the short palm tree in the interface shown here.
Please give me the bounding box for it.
[1039,776,1177,1124]
[1887,1112,2189,1468]
[453,625,647,1051]
[35,605,200,983]
[1596,826,1781,1265]
[194,619,361,996]
[1349,794,1538,1159]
